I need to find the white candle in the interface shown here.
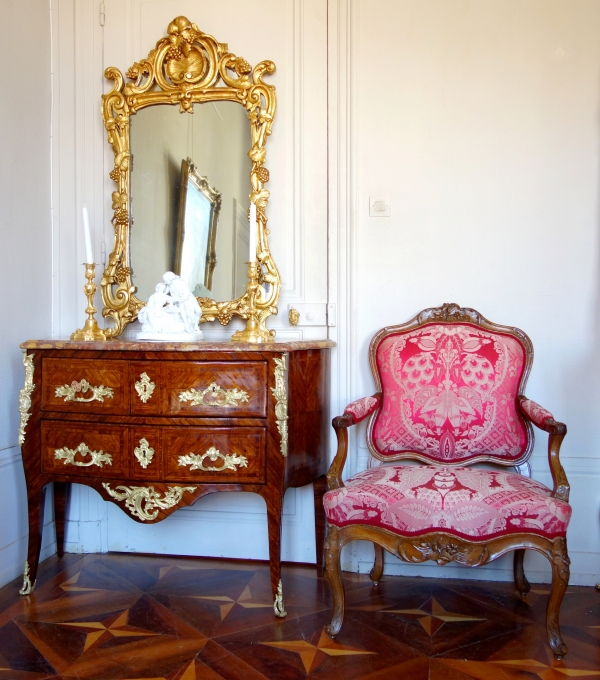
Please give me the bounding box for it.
[82,206,94,264]
[249,202,257,262]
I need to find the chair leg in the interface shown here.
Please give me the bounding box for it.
[513,549,530,597]
[370,543,384,584]
[325,525,345,637]
[546,537,570,659]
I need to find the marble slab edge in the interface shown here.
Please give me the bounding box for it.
[21,339,336,352]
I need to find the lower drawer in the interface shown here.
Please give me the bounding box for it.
[40,421,266,484]
[162,427,266,484]
[41,422,127,477]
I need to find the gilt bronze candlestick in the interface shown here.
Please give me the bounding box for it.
[230,261,275,344]
[71,263,108,341]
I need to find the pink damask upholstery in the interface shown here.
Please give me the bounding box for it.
[371,323,529,464]
[344,395,381,424]
[324,465,571,541]
[520,399,554,429]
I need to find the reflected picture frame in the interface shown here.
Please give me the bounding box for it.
[173,157,222,296]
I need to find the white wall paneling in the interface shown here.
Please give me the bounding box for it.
[0,0,53,588]
[10,0,600,589]
[329,0,600,585]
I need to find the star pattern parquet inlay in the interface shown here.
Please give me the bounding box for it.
[0,552,598,679]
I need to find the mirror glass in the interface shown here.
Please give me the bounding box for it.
[129,101,252,303]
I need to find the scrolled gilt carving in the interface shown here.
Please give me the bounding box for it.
[396,535,489,567]
[19,561,35,596]
[273,579,287,618]
[179,382,249,408]
[271,354,288,457]
[178,447,248,473]
[102,483,195,521]
[55,443,113,468]
[135,373,155,403]
[101,16,279,338]
[18,353,35,446]
[55,380,114,403]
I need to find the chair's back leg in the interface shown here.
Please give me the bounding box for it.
[513,549,530,597]
[370,543,384,584]
[325,525,345,637]
[546,537,570,659]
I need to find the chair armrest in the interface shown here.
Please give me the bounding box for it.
[343,394,381,424]
[327,394,382,491]
[519,396,569,502]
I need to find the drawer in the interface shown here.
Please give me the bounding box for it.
[42,358,129,414]
[161,362,267,418]
[41,421,128,477]
[163,427,266,483]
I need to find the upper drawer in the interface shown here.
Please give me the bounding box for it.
[159,362,268,418]
[42,358,129,414]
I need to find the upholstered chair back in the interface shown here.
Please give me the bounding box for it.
[366,305,534,466]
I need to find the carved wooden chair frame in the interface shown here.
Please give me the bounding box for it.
[324,303,571,659]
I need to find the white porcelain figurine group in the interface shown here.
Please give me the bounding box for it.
[137,272,203,341]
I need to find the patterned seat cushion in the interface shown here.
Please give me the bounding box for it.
[324,465,571,541]
[372,323,529,464]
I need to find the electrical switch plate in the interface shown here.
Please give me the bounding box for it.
[369,195,391,217]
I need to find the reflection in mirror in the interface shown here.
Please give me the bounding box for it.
[174,159,221,299]
[130,101,252,303]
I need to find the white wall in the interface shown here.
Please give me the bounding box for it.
[4,0,599,590]
[0,0,53,587]
[330,0,600,585]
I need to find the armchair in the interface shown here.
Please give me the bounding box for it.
[323,303,571,659]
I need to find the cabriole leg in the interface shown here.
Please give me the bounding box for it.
[546,537,570,659]
[20,485,47,595]
[263,490,286,617]
[325,525,345,637]
[370,543,384,584]
[513,549,530,597]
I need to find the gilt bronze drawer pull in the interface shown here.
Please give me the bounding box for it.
[55,379,114,403]
[178,446,248,472]
[135,372,155,403]
[102,483,195,521]
[179,382,249,407]
[134,438,155,469]
[54,443,112,467]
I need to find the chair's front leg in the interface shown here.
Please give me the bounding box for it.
[370,544,384,584]
[547,537,570,659]
[325,525,345,637]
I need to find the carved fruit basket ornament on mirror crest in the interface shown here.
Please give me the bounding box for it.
[101,16,280,340]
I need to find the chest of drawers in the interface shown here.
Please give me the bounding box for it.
[18,339,334,615]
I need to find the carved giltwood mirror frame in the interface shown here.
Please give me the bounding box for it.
[100,16,280,341]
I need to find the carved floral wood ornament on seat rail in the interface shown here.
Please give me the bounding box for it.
[101,16,280,339]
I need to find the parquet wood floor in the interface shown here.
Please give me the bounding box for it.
[0,552,598,679]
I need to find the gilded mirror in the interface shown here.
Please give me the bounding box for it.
[101,16,279,341]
